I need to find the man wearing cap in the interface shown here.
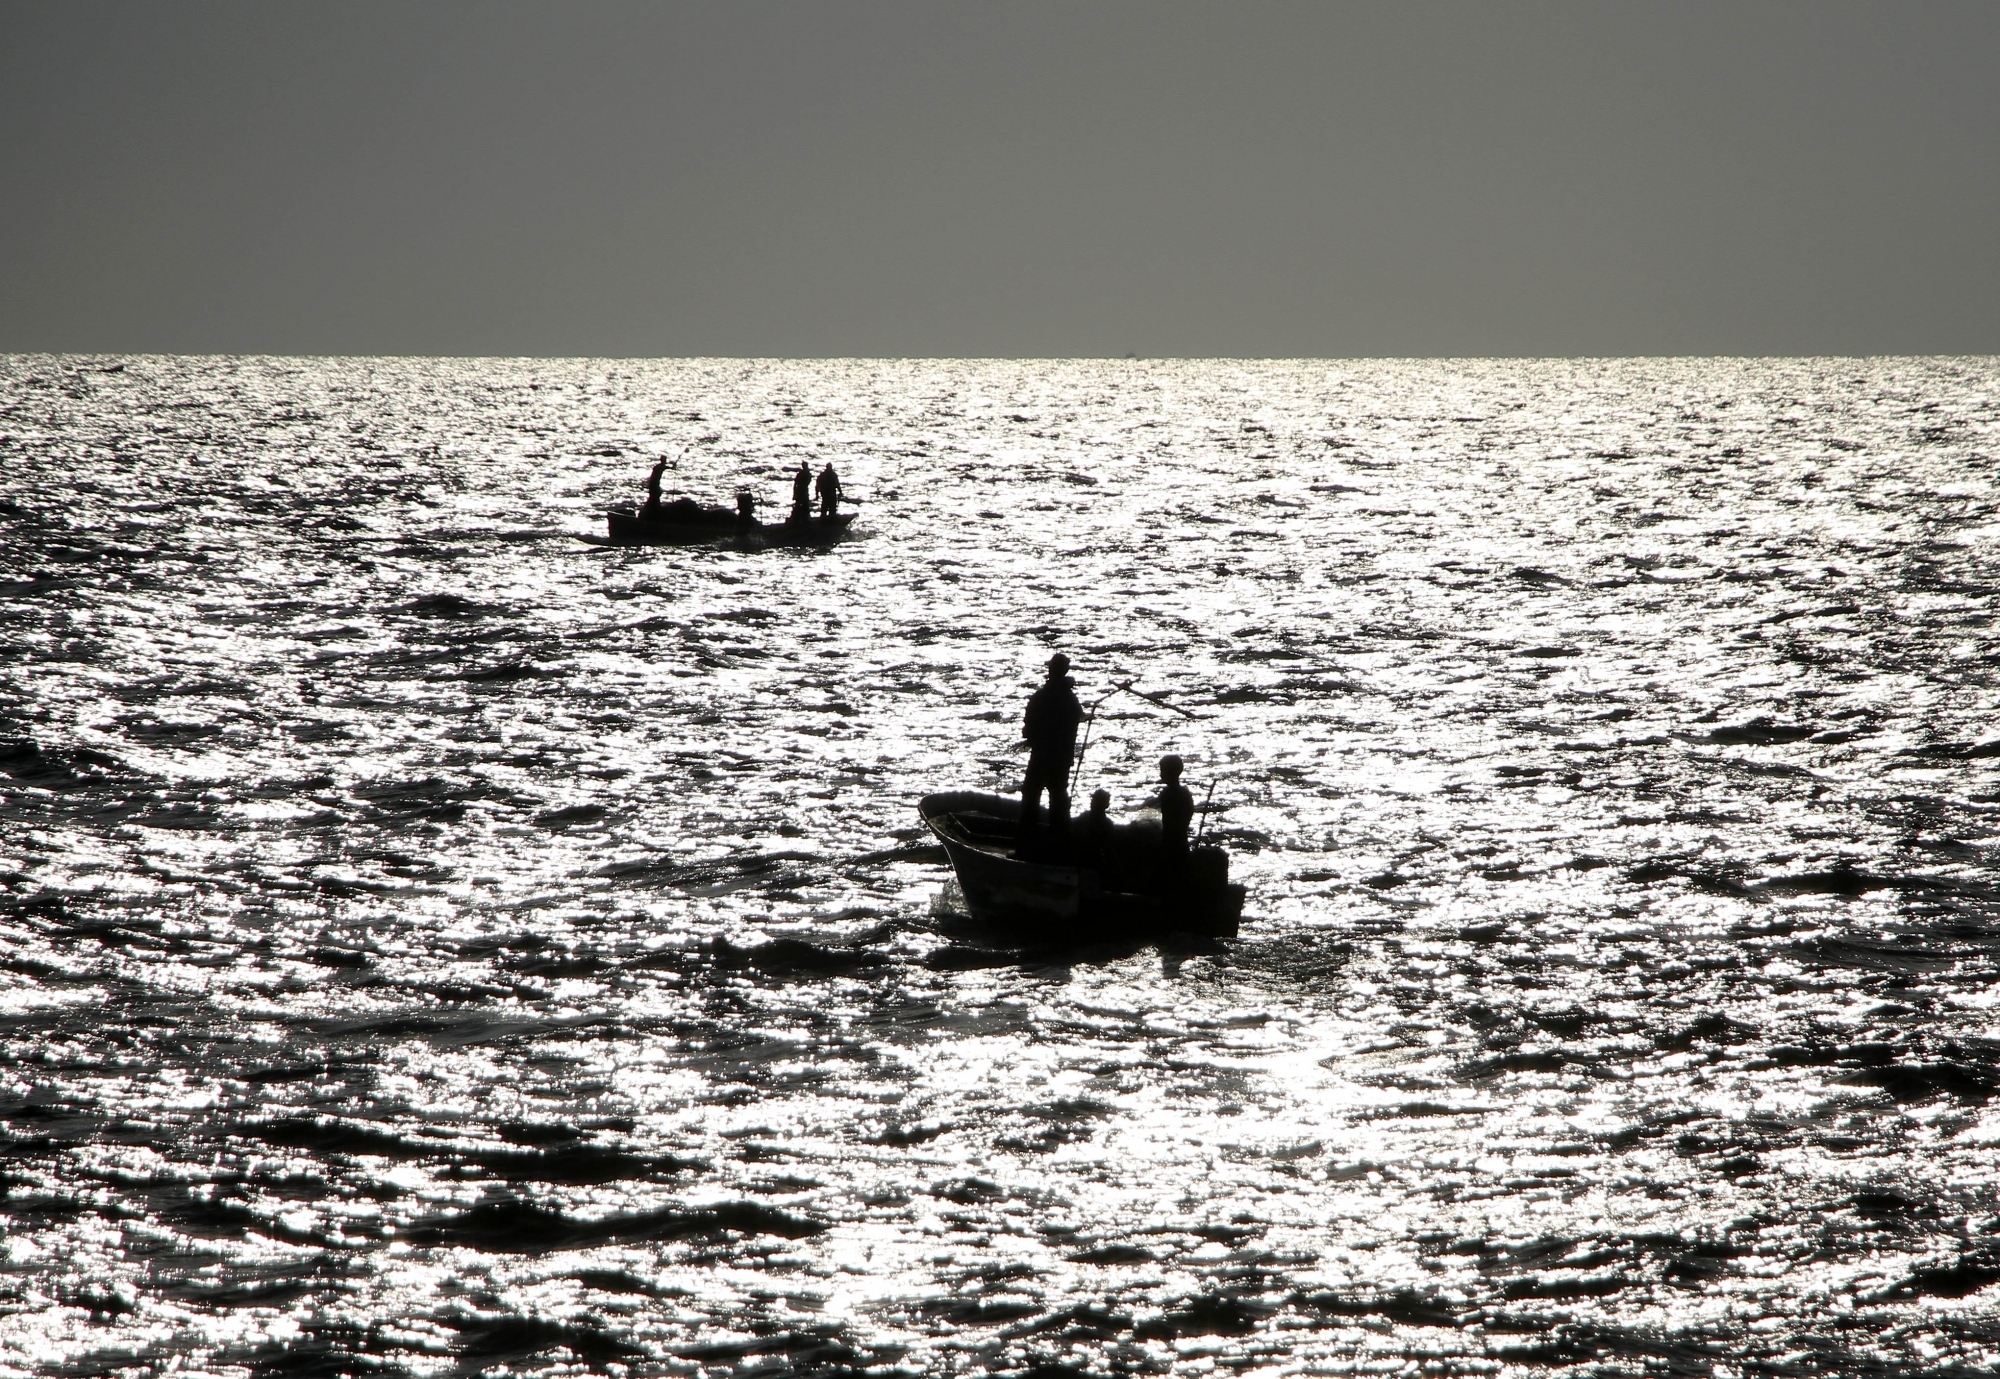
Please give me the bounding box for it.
[1016,652,1084,853]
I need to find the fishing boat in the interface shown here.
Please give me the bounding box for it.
[603,504,856,548]
[919,790,1244,940]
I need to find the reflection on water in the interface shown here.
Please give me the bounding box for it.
[2,355,1998,1375]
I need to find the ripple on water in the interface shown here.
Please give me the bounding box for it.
[1,355,1998,1374]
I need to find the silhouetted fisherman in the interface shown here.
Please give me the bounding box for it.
[642,459,668,518]
[1016,652,1083,852]
[1155,754,1194,864]
[736,490,755,529]
[790,461,813,524]
[816,461,843,517]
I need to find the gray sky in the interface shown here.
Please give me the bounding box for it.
[2,1,1994,357]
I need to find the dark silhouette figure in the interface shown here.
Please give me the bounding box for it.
[1156,754,1194,864]
[1016,652,1083,852]
[816,462,842,517]
[790,462,813,524]
[1078,788,1114,869]
[642,459,668,517]
[735,490,755,529]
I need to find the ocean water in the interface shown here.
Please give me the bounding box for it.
[1,354,1998,1377]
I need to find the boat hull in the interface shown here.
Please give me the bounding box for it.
[604,509,856,547]
[919,790,1243,941]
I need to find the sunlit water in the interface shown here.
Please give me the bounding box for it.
[2,356,1998,1377]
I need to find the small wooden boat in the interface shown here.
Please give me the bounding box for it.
[919,790,1244,941]
[604,504,856,548]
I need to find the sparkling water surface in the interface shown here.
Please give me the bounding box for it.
[2,356,1998,1377]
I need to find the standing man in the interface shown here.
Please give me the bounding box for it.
[642,459,668,518]
[1016,652,1083,853]
[790,461,813,524]
[815,461,842,518]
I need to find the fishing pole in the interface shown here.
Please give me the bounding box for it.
[1193,778,1220,848]
[1070,694,1110,787]
[1071,679,1202,782]
[1114,679,1204,721]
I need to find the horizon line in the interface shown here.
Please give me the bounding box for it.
[7,351,1998,366]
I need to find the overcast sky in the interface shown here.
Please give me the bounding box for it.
[2,1,1994,357]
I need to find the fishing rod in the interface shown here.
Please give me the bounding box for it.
[1071,679,1204,782]
[1193,778,1220,848]
[1115,679,1203,721]
[1067,694,1111,795]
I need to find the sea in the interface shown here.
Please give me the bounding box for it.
[1,355,1997,1377]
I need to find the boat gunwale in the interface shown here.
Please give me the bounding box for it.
[603,508,857,547]
[919,790,1243,938]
